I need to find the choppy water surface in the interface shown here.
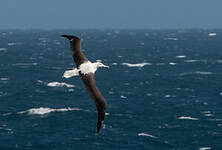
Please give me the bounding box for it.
[0,29,222,150]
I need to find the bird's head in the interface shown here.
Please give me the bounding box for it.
[95,62,109,68]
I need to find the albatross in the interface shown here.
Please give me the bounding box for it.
[61,35,109,133]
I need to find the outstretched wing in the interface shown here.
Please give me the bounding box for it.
[80,73,106,133]
[61,35,88,68]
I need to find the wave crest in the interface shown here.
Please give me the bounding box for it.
[47,82,75,88]
[122,62,151,67]
[18,107,82,115]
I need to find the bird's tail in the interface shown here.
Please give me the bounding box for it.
[61,35,80,40]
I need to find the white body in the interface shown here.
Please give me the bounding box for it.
[63,61,108,78]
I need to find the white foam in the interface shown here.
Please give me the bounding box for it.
[108,91,114,94]
[164,95,176,98]
[180,71,213,76]
[199,147,211,150]
[176,55,186,58]
[105,112,110,116]
[120,95,127,99]
[167,37,178,41]
[37,80,44,84]
[0,48,7,51]
[184,60,199,63]
[195,71,212,75]
[138,133,157,138]
[18,107,82,115]
[8,42,17,46]
[122,62,151,67]
[47,82,75,88]
[0,78,9,81]
[12,63,38,66]
[178,116,199,120]
[169,62,177,65]
[208,32,216,37]
[202,111,213,117]
[217,60,222,63]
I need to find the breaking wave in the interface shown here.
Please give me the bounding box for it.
[180,71,213,76]
[18,107,82,115]
[0,78,9,81]
[37,80,75,88]
[199,147,212,150]
[175,55,186,58]
[0,48,7,51]
[47,82,75,88]
[138,133,158,138]
[178,116,199,120]
[122,62,151,67]
[208,32,216,37]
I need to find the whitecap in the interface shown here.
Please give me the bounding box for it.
[8,43,17,46]
[138,133,157,138]
[112,63,117,65]
[2,112,12,116]
[202,111,213,117]
[147,93,152,96]
[156,63,165,66]
[68,89,75,92]
[180,71,213,76]
[12,63,38,66]
[108,91,114,94]
[184,60,199,63]
[176,55,186,58]
[124,83,130,85]
[0,48,7,51]
[122,62,151,67]
[169,62,177,65]
[166,37,178,41]
[0,78,9,81]
[0,125,13,134]
[164,95,176,98]
[47,82,75,88]
[18,107,82,115]
[208,32,216,37]
[195,71,212,75]
[120,95,127,99]
[105,112,110,116]
[37,80,44,84]
[199,147,211,150]
[106,32,112,36]
[178,116,199,120]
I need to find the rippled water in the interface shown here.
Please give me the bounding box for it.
[0,29,222,150]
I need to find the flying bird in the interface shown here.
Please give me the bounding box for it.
[61,35,109,133]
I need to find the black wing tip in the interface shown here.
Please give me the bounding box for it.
[96,122,103,133]
[61,35,80,40]
[96,111,105,133]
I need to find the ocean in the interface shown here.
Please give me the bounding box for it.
[0,29,222,150]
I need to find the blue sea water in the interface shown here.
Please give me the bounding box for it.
[0,29,222,150]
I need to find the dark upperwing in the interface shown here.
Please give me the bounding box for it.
[61,35,88,68]
[80,73,106,133]
[62,35,106,133]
